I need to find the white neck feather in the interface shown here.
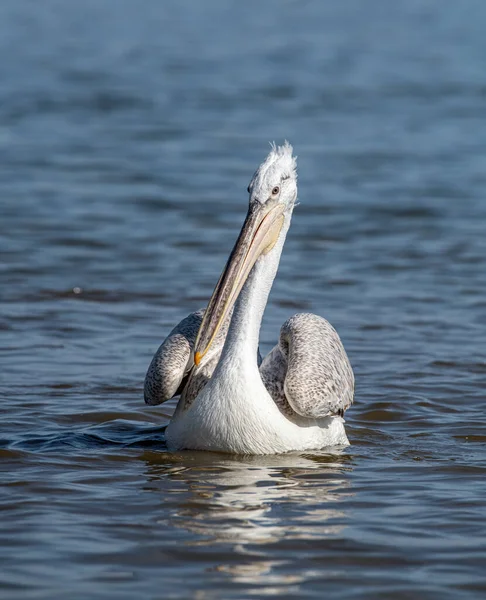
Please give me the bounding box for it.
[218,213,292,373]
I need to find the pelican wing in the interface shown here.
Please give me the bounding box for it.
[260,313,354,418]
[144,310,204,405]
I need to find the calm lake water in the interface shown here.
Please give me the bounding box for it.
[1,1,486,598]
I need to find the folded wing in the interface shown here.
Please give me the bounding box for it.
[260,313,354,419]
[144,310,204,405]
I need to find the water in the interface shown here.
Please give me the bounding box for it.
[1,0,486,597]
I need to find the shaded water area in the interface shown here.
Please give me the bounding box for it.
[1,1,486,598]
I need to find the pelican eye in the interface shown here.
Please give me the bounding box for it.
[271,186,280,197]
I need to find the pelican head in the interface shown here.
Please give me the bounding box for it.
[247,141,298,208]
[194,142,298,366]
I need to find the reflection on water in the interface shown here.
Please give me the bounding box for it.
[145,452,351,546]
[141,451,352,593]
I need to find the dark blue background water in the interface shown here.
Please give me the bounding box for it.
[1,1,486,598]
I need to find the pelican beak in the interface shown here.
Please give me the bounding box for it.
[194,201,286,366]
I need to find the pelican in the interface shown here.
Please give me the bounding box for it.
[144,142,354,454]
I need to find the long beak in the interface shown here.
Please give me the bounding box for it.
[194,201,285,366]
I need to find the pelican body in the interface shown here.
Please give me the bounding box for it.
[145,143,354,454]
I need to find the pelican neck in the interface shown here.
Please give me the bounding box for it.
[219,214,291,368]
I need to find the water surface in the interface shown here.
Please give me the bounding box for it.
[1,1,486,598]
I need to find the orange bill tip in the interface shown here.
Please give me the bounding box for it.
[194,352,202,366]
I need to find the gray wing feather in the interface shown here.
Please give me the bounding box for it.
[260,313,354,419]
[144,310,204,405]
[144,307,244,409]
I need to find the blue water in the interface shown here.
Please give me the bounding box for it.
[1,1,486,598]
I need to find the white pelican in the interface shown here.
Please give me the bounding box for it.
[144,142,354,454]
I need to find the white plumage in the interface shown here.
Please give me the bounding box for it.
[145,143,354,454]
